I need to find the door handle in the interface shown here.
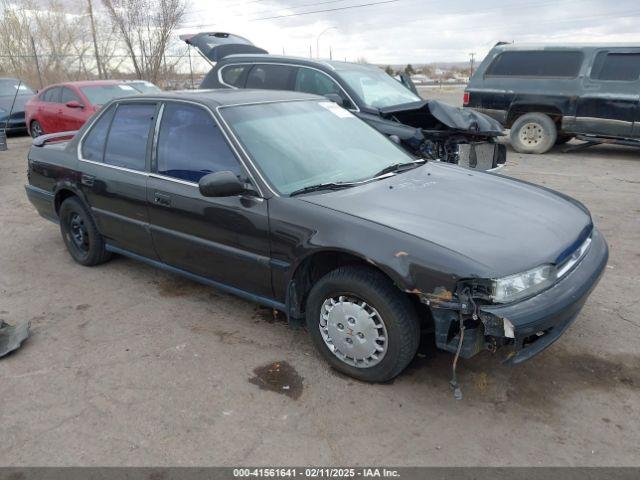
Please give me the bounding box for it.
[154,192,171,207]
[81,174,95,186]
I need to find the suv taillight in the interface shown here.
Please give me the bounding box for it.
[463,91,470,106]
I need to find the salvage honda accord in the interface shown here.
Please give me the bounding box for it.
[25,90,608,384]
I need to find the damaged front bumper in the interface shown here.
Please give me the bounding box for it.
[429,228,608,363]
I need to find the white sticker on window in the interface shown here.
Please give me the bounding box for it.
[119,85,136,91]
[319,101,353,118]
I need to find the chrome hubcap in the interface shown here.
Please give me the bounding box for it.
[519,122,544,146]
[319,295,388,368]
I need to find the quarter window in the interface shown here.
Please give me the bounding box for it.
[81,104,116,161]
[156,103,241,182]
[103,103,156,171]
[591,52,640,81]
[246,64,296,90]
[486,51,583,78]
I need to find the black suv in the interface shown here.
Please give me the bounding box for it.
[465,44,640,154]
[183,32,506,171]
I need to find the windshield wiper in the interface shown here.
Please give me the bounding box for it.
[289,182,358,197]
[372,159,426,179]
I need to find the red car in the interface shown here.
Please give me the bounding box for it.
[25,80,157,138]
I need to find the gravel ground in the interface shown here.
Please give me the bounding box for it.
[0,102,638,466]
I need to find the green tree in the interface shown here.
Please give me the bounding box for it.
[404,64,415,75]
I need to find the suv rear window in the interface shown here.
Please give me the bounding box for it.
[591,52,640,81]
[486,51,583,78]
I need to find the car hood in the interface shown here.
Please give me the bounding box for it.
[379,100,504,135]
[0,94,32,114]
[301,163,592,277]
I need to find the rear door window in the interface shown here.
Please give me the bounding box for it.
[43,87,62,103]
[103,103,156,171]
[245,64,297,90]
[486,51,583,78]
[156,102,241,182]
[81,104,116,161]
[590,52,640,81]
[220,65,249,87]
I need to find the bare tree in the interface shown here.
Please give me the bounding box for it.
[101,0,187,83]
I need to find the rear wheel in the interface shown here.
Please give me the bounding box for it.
[59,197,111,266]
[305,266,420,382]
[30,120,44,138]
[510,113,557,154]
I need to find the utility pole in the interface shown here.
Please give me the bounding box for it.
[469,52,476,78]
[87,0,104,79]
[30,35,43,89]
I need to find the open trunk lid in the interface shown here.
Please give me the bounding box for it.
[180,32,268,62]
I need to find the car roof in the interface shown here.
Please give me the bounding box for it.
[43,80,131,88]
[117,88,323,107]
[220,54,380,73]
[491,43,640,52]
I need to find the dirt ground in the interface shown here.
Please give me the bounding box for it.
[1,103,639,466]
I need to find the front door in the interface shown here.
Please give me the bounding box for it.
[78,101,159,259]
[147,101,272,298]
[60,87,87,131]
[572,49,640,138]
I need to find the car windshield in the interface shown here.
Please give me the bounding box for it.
[0,80,34,97]
[339,66,421,109]
[80,84,140,105]
[128,81,161,93]
[221,100,416,195]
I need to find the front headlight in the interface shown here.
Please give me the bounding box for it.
[491,264,555,304]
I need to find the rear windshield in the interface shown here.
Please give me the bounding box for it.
[0,80,34,96]
[80,84,140,105]
[486,51,583,78]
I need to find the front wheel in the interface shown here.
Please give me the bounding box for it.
[510,113,557,154]
[59,197,111,266]
[305,266,420,382]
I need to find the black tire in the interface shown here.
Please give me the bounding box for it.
[30,120,44,139]
[305,266,420,383]
[59,197,111,266]
[509,113,557,154]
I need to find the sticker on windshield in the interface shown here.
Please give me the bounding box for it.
[118,85,136,91]
[319,102,353,118]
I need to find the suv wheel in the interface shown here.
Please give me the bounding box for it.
[305,266,420,383]
[30,120,44,139]
[510,113,557,154]
[59,197,111,266]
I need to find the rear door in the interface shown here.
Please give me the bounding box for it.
[574,49,640,138]
[146,101,272,298]
[78,101,158,259]
[39,87,63,133]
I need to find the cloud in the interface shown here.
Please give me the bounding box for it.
[177,0,640,64]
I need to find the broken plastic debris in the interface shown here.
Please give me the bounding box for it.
[0,320,31,358]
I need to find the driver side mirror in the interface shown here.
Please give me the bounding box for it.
[65,101,84,109]
[324,93,344,107]
[199,171,246,197]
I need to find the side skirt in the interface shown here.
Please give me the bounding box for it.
[105,244,287,312]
